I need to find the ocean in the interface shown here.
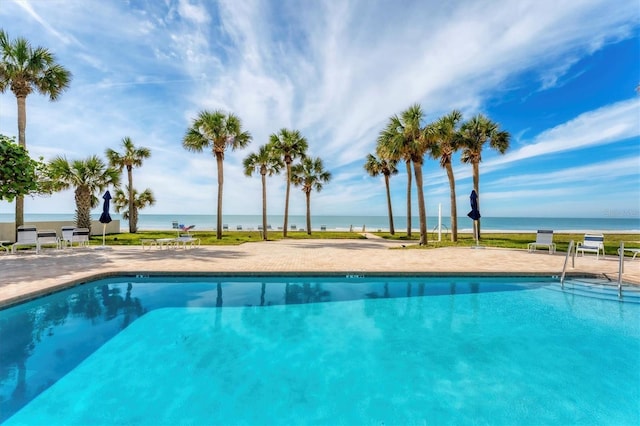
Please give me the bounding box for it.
[1,214,639,233]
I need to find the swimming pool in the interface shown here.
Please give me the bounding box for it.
[1,275,638,425]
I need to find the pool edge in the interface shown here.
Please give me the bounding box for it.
[0,270,607,310]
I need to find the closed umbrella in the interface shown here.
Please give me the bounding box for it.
[467,190,481,247]
[98,191,112,248]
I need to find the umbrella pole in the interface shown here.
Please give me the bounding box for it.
[95,223,111,250]
[471,220,484,249]
[474,220,478,246]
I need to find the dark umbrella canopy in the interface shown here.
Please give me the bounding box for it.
[99,191,112,224]
[467,190,481,221]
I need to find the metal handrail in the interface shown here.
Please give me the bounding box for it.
[618,241,624,298]
[560,240,574,288]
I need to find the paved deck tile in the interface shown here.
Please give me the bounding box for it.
[1,235,638,307]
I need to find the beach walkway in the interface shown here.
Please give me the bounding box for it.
[1,235,638,307]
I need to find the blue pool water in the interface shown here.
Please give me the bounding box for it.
[1,276,639,425]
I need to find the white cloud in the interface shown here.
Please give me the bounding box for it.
[177,0,210,25]
[0,0,638,218]
[491,98,639,167]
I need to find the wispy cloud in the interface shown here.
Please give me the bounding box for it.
[480,98,640,171]
[0,0,638,218]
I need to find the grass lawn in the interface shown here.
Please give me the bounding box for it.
[375,231,640,256]
[93,229,368,246]
[91,229,640,257]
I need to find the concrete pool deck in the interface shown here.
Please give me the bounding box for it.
[1,234,638,307]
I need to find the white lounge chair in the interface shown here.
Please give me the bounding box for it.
[36,229,60,253]
[175,234,200,249]
[71,228,90,247]
[61,226,76,248]
[11,225,38,253]
[527,230,556,254]
[576,234,605,259]
[141,237,179,250]
[618,247,640,260]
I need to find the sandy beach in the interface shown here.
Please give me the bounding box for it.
[1,233,638,308]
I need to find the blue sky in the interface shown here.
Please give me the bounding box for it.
[0,0,638,219]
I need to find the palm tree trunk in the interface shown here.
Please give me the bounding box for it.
[15,95,28,232]
[127,166,135,233]
[261,172,268,241]
[75,186,92,232]
[445,163,457,241]
[131,208,138,235]
[305,191,311,235]
[473,161,481,238]
[405,159,412,237]
[216,153,224,240]
[283,162,291,237]
[15,196,24,239]
[16,96,27,148]
[413,161,427,245]
[384,174,395,235]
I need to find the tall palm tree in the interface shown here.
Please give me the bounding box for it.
[47,155,120,233]
[0,29,72,230]
[243,145,284,240]
[377,125,413,237]
[459,114,510,237]
[105,137,151,233]
[364,153,398,235]
[182,110,252,239]
[378,104,430,245]
[290,157,331,235]
[429,110,463,241]
[112,186,156,229]
[267,129,308,237]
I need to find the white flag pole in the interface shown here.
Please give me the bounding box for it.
[438,203,442,242]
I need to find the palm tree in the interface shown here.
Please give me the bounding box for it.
[47,155,120,233]
[377,104,430,245]
[182,110,252,239]
[429,110,463,241]
[377,125,413,237]
[0,29,72,230]
[112,186,156,229]
[364,153,398,235]
[459,114,510,237]
[267,129,308,237]
[290,157,331,235]
[243,145,284,240]
[105,137,151,233]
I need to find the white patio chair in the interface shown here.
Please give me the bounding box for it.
[36,230,60,253]
[576,234,605,259]
[11,225,38,253]
[527,230,556,254]
[71,228,90,247]
[61,226,76,248]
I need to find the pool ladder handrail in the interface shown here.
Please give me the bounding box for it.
[560,240,575,288]
[618,241,624,298]
[562,240,625,299]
